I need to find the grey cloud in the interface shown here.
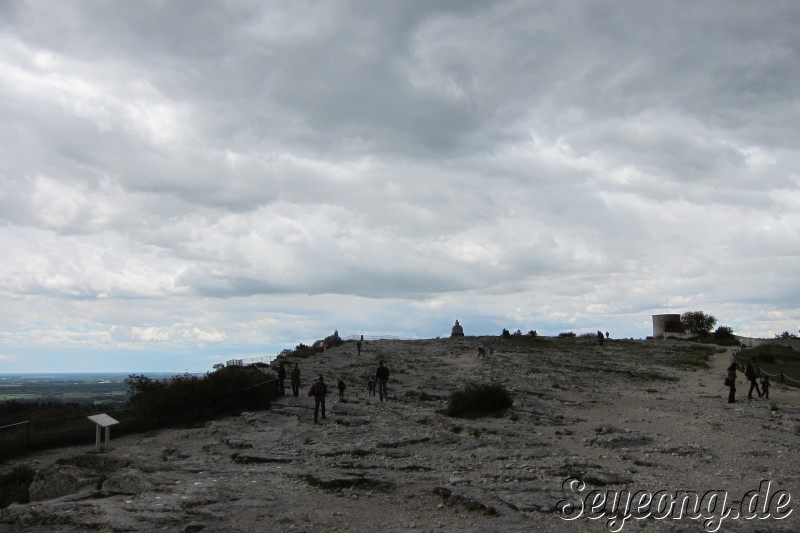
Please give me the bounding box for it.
[1,1,799,371]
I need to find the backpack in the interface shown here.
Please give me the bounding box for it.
[308,382,325,397]
[745,364,754,379]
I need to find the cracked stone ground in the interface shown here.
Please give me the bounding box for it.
[2,337,799,532]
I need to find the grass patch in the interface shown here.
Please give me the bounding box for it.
[630,371,679,382]
[740,345,800,388]
[669,345,716,369]
[404,390,446,402]
[759,364,800,387]
[743,344,800,363]
[443,383,513,419]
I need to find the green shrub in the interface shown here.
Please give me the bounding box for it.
[444,383,513,419]
[558,332,576,338]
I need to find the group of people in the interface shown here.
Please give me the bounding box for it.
[274,359,391,423]
[274,362,303,397]
[725,356,771,404]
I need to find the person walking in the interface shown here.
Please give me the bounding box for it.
[726,362,737,403]
[308,375,328,423]
[277,361,286,396]
[745,357,762,400]
[375,360,390,402]
[290,363,301,397]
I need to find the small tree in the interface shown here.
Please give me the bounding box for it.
[680,311,717,336]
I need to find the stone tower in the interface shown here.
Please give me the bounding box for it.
[652,314,682,338]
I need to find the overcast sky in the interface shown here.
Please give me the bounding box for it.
[1,1,798,373]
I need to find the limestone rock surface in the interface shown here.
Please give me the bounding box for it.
[2,337,800,532]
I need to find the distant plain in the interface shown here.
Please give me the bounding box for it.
[0,373,186,406]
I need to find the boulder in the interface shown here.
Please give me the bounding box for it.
[28,465,101,501]
[101,468,154,494]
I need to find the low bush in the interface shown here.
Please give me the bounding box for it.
[444,383,513,419]
[0,466,34,508]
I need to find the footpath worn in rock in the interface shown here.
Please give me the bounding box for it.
[2,337,799,532]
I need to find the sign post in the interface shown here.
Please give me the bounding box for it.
[87,414,120,451]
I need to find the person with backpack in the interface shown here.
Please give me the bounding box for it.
[745,357,762,400]
[308,375,328,423]
[375,361,390,402]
